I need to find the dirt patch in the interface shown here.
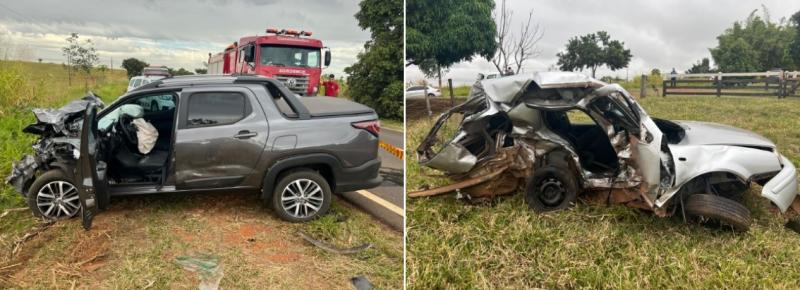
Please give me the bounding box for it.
[0,192,402,289]
[407,98,467,120]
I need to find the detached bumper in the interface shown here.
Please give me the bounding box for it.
[761,155,799,212]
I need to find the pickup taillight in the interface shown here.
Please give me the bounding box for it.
[352,120,380,137]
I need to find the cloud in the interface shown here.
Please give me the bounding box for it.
[406,0,800,86]
[0,0,369,76]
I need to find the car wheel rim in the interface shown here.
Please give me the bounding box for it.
[281,178,324,219]
[36,181,80,219]
[538,177,565,206]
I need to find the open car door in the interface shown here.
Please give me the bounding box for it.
[76,103,108,230]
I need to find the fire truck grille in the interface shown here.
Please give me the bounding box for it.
[275,75,309,95]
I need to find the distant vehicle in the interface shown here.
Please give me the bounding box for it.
[127,75,167,92]
[143,66,170,78]
[208,27,332,96]
[405,85,441,98]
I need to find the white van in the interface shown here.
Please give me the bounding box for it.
[127,75,166,92]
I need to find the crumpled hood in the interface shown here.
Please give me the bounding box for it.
[673,120,775,148]
[23,93,104,137]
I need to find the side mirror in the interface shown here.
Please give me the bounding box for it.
[243,46,255,63]
[324,49,331,67]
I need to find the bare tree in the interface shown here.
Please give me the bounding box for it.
[488,0,544,75]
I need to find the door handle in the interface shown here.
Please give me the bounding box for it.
[234,130,257,139]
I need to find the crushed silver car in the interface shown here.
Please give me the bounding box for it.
[413,72,799,231]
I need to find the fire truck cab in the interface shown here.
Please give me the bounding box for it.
[208,28,331,96]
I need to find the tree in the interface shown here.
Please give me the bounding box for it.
[121,58,149,78]
[194,68,208,74]
[62,33,99,83]
[710,8,795,72]
[789,10,800,69]
[488,0,544,75]
[168,67,194,76]
[556,31,632,77]
[344,0,403,119]
[407,0,497,83]
[686,58,714,73]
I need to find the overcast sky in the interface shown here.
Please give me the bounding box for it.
[0,0,369,76]
[406,0,800,86]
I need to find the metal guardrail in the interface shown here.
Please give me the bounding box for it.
[662,71,799,98]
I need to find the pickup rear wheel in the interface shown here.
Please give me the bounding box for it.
[271,170,332,222]
[26,169,81,220]
[685,194,751,232]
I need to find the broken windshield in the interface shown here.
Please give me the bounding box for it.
[260,45,320,68]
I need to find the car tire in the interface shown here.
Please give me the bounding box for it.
[427,93,435,98]
[271,169,332,223]
[26,169,81,220]
[525,166,579,213]
[684,193,751,232]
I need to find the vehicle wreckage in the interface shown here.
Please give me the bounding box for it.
[6,75,383,229]
[413,72,799,231]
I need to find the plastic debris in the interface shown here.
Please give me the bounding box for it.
[298,231,372,255]
[175,253,224,290]
[351,275,374,290]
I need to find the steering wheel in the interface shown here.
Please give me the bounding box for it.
[116,116,139,152]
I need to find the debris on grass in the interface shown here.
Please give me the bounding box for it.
[10,221,53,258]
[0,208,28,220]
[175,253,224,290]
[351,275,374,290]
[298,231,372,255]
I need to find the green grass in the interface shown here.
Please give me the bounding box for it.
[406,95,800,289]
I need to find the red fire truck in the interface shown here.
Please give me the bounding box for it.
[207,28,331,96]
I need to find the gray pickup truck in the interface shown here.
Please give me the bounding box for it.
[6,75,382,229]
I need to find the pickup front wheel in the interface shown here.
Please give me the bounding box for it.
[26,169,81,220]
[271,170,332,222]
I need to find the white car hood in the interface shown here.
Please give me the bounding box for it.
[673,121,775,148]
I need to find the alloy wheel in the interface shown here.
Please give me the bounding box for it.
[280,178,325,219]
[36,180,80,219]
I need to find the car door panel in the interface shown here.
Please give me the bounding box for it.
[173,87,269,189]
[76,103,108,230]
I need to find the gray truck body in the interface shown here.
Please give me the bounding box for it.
[7,75,381,227]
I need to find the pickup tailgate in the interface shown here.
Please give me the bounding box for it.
[299,97,374,118]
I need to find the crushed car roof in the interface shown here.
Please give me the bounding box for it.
[475,72,607,103]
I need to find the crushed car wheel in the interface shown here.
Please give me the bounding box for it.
[685,194,751,232]
[271,169,332,222]
[26,169,81,220]
[525,166,578,213]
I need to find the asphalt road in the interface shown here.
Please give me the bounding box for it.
[339,127,404,230]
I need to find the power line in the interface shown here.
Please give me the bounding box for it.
[0,3,35,22]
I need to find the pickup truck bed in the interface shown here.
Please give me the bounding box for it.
[299,97,374,117]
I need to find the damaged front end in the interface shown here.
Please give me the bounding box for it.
[414,72,674,213]
[6,93,104,194]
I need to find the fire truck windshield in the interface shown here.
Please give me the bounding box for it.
[260,45,320,68]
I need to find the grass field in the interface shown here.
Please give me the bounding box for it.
[406,95,800,289]
[0,60,402,288]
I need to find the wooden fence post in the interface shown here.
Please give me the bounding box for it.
[640,74,646,98]
[424,86,432,117]
[662,78,667,97]
[448,78,454,107]
[715,75,722,97]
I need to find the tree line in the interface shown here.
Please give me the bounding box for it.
[407,1,800,82]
